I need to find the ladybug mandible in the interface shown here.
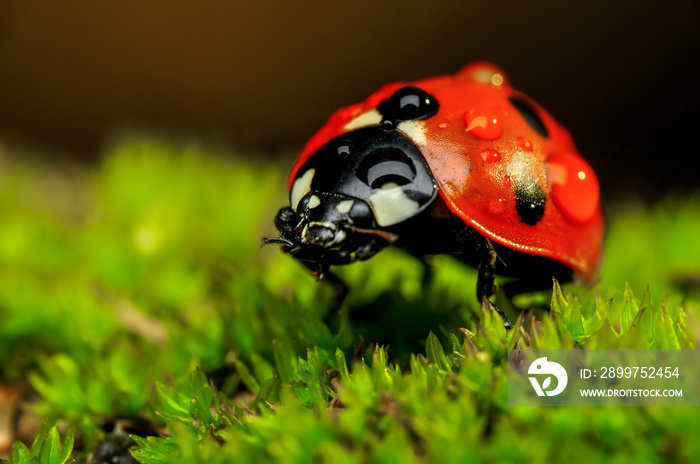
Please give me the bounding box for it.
[265,63,603,327]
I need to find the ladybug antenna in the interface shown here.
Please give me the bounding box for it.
[346,226,399,244]
[260,237,295,248]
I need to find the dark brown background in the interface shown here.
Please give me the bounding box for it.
[0,1,698,198]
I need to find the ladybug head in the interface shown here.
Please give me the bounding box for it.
[267,88,442,268]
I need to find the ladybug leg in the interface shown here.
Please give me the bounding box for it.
[477,238,512,330]
[476,238,497,302]
[301,261,349,314]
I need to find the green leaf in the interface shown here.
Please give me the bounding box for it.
[583,292,605,336]
[409,354,428,388]
[190,368,215,415]
[552,282,586,342]
[130,435,180,464]
[10,441,31,464]
[426,332,450,371]
[450,332,465,357]
[233,358,260,394]
[550,278,569,317]
[256,376,281,404]
[45,425,60,464]
[57,427,74,464]
[334,348,350,379]
[250,352,274,385]
[154,381,190,420]
[569,294,585,341]
[478,300,507,357]
[639,286,655,343]
[620,283,641,335]
[273,339,296,381]
[30,424,47,461]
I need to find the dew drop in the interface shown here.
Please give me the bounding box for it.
[488,198,506,215]
[465,107,503,141]
[503,174,512,189]
[518,137,533,152]
[547,152,599,223]
[480,149,502,163]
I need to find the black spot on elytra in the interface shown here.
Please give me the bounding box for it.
[509,97,548,138]
[515,181,546,225]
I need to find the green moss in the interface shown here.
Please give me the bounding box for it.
[2,136,699,463]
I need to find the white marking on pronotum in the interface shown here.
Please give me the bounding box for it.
[368,185,421,227]
[332,229,346,244]
[308,221,337,230]
[290,168,315,212]
[303,221,346,245]
[344,109,382,131]
[307,195,321,209]
[397,120,427,147]
[336,199,354,214]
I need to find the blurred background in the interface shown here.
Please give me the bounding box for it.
[0,3,699,459]
[0,0,698,200]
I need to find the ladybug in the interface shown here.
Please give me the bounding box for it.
[264,63,603,327]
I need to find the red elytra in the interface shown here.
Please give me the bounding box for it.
[290,62,604,283]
